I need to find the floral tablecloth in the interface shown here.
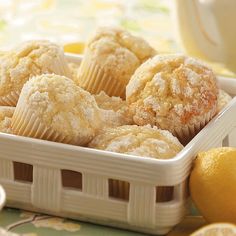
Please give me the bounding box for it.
[0,208,206,236]
[0,0,232,235]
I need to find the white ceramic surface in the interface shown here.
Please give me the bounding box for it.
[0,185,6,210]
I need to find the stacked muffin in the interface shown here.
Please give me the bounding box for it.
[0,27,231,156]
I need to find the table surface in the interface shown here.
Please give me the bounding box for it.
[0,208,206,236]
[0,0,232,235]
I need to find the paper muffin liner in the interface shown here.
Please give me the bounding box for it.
[78,49,126,99]
[12,103,73,144]
[173,105,217,145]
[0,91,20,106]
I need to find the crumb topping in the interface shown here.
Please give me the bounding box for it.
[0,40,70,97]
[126,54,218,130]
[18,74,102,143]
[89,125,183,159]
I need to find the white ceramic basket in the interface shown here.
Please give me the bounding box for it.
[0,54,236,235]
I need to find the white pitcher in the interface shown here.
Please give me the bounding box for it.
[174,0,236,71]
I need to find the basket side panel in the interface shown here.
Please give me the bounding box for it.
[83,173,108,197]
[0,159,13,179]
[128,183,156,228]
[0,180,31,203]
[61,190,128,222]
[156,200,188,226]
[32,166,61,212]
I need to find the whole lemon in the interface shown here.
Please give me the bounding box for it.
[190,147,236,223]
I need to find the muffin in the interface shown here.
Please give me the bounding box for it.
[0,106,15,133]
[89,125,183,200]
[12,74,102,145]
[89,125,183,158]
[94,91,133,127]
[0,40,71,106]
[217,89,232,113]
[126,54,218,144]
[77,27,156,98]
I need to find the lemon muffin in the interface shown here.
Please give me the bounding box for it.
[89,125,183,200]
[77,27,156,98]
[12,74,102,145]
[0,106,15,133]
[0,40,71,106]
[94,91,133,127]
[217,89,232,113]
[126,54,218,144]
[89,125,183,159]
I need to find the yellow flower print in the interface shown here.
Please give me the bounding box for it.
[33,217,80,232]
[20,211,36,219]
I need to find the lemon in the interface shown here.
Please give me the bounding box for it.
[190,147,236,223]
[63,42,85,54]
[190,223,236,236]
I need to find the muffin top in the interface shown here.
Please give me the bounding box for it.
[18,74,102,145]
[86,27,156,85]
[0,40,70,98]
[89,125,183,159]
[0,106,15,133]
[94,91,133,127]
[217,89,232,113]
[126,54,218,131]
